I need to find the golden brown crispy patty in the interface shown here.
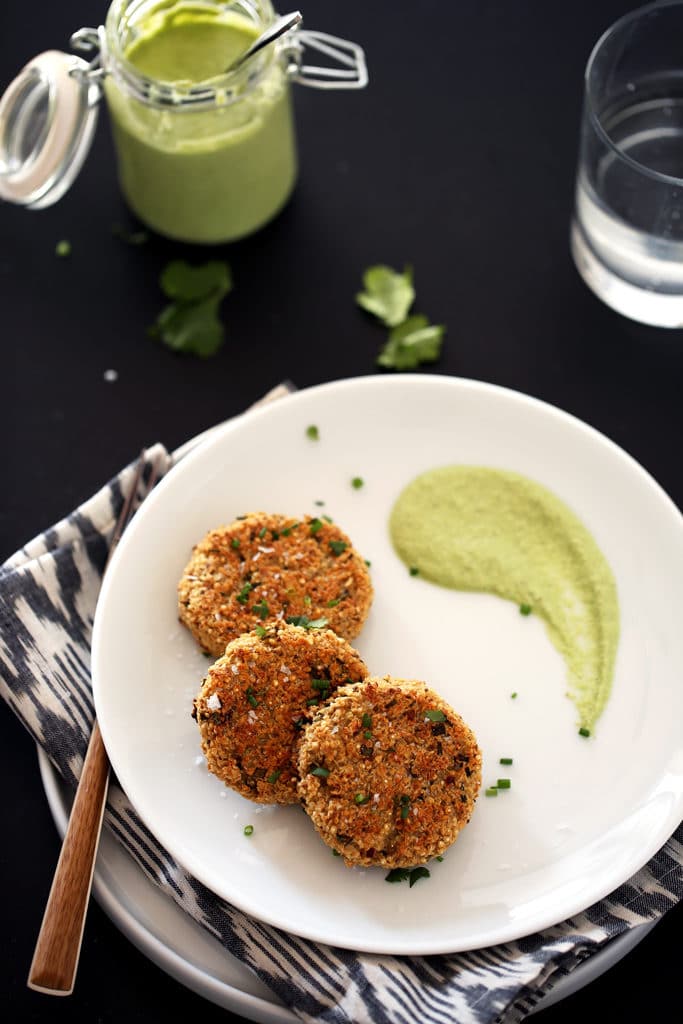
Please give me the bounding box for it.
[193,623,368,804]
[178,513,373,657]
[297,676,482,867]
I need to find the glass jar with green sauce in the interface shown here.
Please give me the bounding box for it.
[0,2,367,243]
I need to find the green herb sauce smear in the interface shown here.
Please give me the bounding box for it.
[389,466,620,734]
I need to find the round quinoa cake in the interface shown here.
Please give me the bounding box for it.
[178,512,373,657]
[297,676,482,867]
[192,622,368,804]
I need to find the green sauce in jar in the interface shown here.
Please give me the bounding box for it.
[103,1,297,243]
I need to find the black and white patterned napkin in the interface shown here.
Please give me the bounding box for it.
[1,392,682,1024]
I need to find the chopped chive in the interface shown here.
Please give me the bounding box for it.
[258,526,267,539]
[314,500,325,506]
[497,778,511,789]
[243,824,254,836]
[435,856,444,862]
[354,793,370,805]
[365,559,371,567]
[510,692,518,699]
[246,687,259,708]
[309,517,323,534]
[485,787,498,797]
[310,766,330,778]
[231,537,240,549]
[55,239,71,257]
[579,727,591,737]
[266,769,282,783]
[519,604,532,616]
[306,425,319,440]
[323,515,334,523]
[351,477,364,489]
[499,757,513,765]
[254,625,267,638]
[285,614,329,630]
[306,697,320,706]
[399,795,411,819]
[311,679,331,693]
[329,540,348,556]
[304,594,312,605]
[361,713,372,729]
[271,530,279,540]
[332,849,341,856]
[385,868,411,883]
[236,582,253,604]
[408,866,430,887]
[363,729,372,739]
[424,709,446,722]
[252,599,269,619]
[327,597,341,607]
[409,566,420,577]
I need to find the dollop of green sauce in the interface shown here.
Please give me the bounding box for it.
[389,466,620,734]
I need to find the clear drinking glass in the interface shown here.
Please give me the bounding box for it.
[570,0,683,327]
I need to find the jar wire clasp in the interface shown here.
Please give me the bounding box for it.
[286,30,368,90]
[68,27,109,93]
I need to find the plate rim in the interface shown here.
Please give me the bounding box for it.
[91,373,683,954]
[36,747,658,1020]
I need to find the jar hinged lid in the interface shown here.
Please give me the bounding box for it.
[0,49,100,208]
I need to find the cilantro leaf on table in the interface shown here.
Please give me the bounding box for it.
[160,260,232,301]
[152,295,225,357]
[356,264,415,327]
[149,259,233,358]
[376,314,445,371]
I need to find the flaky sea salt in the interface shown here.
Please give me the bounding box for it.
[207,693,221,710]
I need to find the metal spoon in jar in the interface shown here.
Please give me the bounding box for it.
[227,10,303,72]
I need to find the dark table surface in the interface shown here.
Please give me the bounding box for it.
[2,1,681,1021]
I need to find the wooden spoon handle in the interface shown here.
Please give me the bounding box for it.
[27,720,110,995]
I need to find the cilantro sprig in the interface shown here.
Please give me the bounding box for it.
[356,265,415,327]
[377,315,445,371]
[356,264,445,371]
[149,259,232,358]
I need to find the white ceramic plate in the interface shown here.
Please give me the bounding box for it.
[37,747,657,1021]
[92,374,683,955]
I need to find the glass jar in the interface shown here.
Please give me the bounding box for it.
[0,1,367,243]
